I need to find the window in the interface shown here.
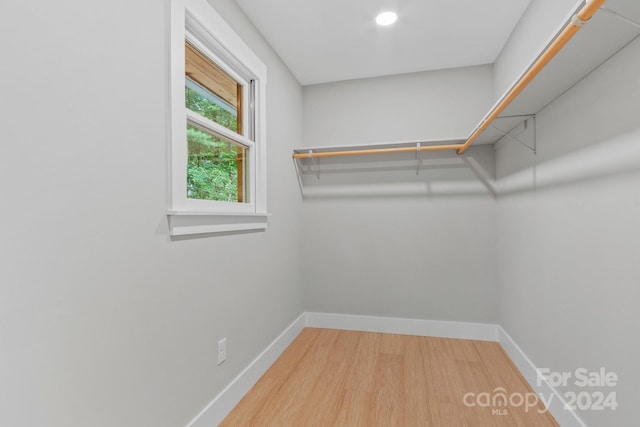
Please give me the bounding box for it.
[185,41,248,203]
[168,0,268,236]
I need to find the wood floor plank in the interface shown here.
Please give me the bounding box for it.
[373,353,405,426]
[456,360,501,426]
[332,388,374,426]
[343,331,380,393]
[424,338,478,426]
[221,328,559,426]
[473,340,559,426]
[403,336,433,426]
[219,328,321,426]
[293,330,361,426]
[247,328,338,426]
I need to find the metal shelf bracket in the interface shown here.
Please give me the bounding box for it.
[492,115,537,154]
[309,149,320,179]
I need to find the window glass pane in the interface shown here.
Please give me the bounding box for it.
[186,124,248,203]
[186,79,238,133]
[185,42,243,135]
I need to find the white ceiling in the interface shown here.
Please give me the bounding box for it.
[234,0,532,85]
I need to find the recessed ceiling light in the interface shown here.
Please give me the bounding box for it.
[376,11,398,26]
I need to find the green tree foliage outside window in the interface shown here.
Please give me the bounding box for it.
[186,86,243,202]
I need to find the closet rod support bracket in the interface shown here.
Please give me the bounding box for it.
[309,149,320,180]
[492,115,537,154]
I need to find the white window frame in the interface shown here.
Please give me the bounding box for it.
[168,0,268,236]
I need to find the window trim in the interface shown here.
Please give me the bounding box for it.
[168,0,268,236]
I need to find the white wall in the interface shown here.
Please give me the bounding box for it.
[496,32,640,427]
[0,1,303,426]
[301,67,499,323]
[304,65,494,146]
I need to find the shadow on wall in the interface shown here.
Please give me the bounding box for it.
[294,124,640,200]
[293,145,497,199]
[496,127,640,196]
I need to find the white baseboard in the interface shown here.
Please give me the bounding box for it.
[184,313,581,427]
[498,327,586,427]
[185,312,306,427]
[305,312,500,342]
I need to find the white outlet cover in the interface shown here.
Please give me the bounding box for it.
[217,338,227,365]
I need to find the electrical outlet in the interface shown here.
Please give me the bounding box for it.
[217,338,227,365]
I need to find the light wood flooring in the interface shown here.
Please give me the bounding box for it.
[221,328,558,426]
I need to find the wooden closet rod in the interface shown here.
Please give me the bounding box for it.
[292,144,465,159]
[457,0,607,154]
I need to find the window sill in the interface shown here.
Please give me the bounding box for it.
[167,211,270,236]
